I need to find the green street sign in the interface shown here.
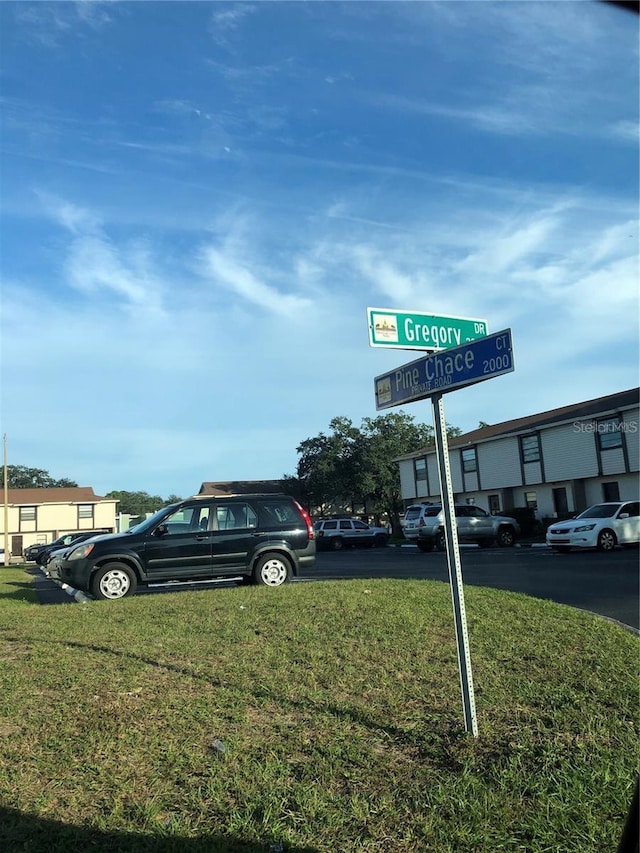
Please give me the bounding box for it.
[367,307,489,352]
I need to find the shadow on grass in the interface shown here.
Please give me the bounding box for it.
[0,581,41,602]
[0,805,319,853]
[19,636,469,770]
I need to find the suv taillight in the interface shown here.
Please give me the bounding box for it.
[294,501,314,540]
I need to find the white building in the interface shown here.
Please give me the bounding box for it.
[395,388,639,520]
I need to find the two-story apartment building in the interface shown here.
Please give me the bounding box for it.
[395,388,639,519]
[0,487,117,558]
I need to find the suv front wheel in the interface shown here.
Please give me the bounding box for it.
[91,562,137,600]
[496,527,516,548]
[254,553,291,587]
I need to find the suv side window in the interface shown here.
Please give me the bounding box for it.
[621,502,639,517]
[468,507,488,517]
[259,499,300,525]
[323,521,337,530]
[214,503,258,530]
[163,506,204,535]
[353,521,369,530]
[339,520,352,530]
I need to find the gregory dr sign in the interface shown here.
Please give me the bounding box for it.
[368,307,488,352]
[375,329,514,410]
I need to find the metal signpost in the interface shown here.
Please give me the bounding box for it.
[372,327,515,737]
[367,307,488,352]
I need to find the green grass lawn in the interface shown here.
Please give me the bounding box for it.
[0,566,638,852]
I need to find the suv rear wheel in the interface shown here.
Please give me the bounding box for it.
[417,540,434,553]
[330,536,344,551]
[435,530,446,551]
[91,563,137,600]
[254,553,291,587]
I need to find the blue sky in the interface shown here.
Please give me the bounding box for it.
[1,1,638,499]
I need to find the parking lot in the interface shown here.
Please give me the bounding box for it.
[27,542,640,632]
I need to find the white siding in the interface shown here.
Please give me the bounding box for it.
[601,448,625,476]
[427,454,440,498]
[399,460,417,500]
[542,424,599,481]
[523,462,543,485]
[623,410,639,471]
[477,437,522,489]
[464,472,479,492]
[450,452,463,493]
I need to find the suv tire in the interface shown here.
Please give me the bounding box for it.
[330,537,344,551]
[496,527,516,548]
[254,553,291,587]
[435,530,446,551]
[417,540,434,553]
[91,563,137,600]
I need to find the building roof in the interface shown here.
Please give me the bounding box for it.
[5,487,112,505]
[198,480,286,497]
[395,387,640,461]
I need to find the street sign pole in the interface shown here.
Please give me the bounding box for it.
[431,394,478,737]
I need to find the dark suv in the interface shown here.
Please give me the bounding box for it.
[56,494,315,600]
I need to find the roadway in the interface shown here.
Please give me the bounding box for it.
[27,545,639,631]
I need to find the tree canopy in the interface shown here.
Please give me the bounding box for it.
[287,412,461,534]
[105,491,183,516]
[3,465,78,489]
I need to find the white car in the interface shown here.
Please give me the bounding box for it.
[546,501,640,552]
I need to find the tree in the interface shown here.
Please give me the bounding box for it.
[3,465,78,488]
[105,490,179,516]
[290,413,461,534]
[290,416,361,515]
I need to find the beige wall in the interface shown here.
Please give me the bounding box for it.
[0,501,118,553]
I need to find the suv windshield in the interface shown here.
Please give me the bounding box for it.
[127,504,178,534]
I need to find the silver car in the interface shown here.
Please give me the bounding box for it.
[415,504,520,551]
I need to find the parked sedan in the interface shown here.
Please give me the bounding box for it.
[546,501,640,552]
[314,518,390,551]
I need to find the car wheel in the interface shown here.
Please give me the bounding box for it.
[496,527,515,548]
[597,529,617,552]
[253,553,291,587]
[374,533,388,548]
[330,537,344,551]
[90,563,137,600]
[435,530,446,551]
[417,540,434,553]
[552,546,572,553]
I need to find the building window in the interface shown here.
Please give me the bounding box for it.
[597,417,623,450]
[524,491,538,509]
[520,434,541,463]
[488,494,500,513]
[414,458,427,482]
[602,482,620,502]
[19,506,36,522]
[461,447,477,473]
[78,504,94,520]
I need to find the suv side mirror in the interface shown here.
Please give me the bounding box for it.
[619,512,629,519]
[154,523,168,536]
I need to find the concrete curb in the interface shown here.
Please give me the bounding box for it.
[391,542,550,549]
[38,566,92,603]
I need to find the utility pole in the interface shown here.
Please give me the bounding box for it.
[3,434,9,565]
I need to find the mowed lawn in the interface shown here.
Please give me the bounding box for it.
[0,566,638,853]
